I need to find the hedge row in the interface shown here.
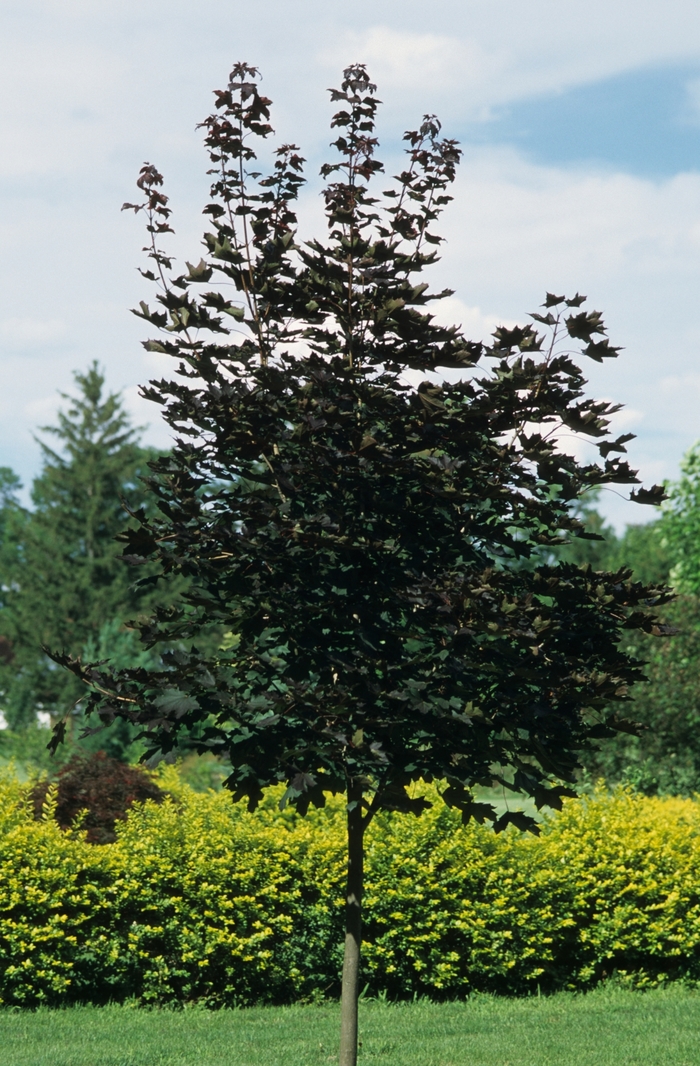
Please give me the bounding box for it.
[3,769,700,1006]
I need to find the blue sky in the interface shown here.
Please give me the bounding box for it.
[4,0,700,528]
[479,65,700,177]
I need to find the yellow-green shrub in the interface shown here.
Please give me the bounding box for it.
[2,768,700,1006]
[109,777,347,1005]
[361,789,700,996]
[0,775,119,1005]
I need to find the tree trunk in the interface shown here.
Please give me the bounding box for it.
[339,777,365,1066]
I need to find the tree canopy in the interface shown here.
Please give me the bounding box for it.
[51,63,670,1066]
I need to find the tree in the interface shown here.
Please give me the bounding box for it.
[582,590,700,794]
[52,64,669,1065]
[551,488,618,569]
[582,448,700,793]
[607,519,670,587]
[0,365,161,735]
[659,440,700,595]
[0,467,24,673]
[0,467,22,540]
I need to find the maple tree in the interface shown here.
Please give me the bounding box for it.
[52,64,669,1065]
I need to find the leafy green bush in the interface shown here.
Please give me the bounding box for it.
[363,789,700,996]
[2,769,700,1006]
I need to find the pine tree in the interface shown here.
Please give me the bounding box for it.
[54,65,670,1065]
[0,364,160,730]
[0,467,24,677]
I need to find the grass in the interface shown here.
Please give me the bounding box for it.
[2,987,700,1066]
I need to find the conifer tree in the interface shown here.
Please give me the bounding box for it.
[0,468,24,677]
[53,65,670,1065]
[0,365,158,730]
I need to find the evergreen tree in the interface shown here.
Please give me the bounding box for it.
[54,65,669,1065]
[0,365,160,731]
[0,467,24,676]
[0,466,21,529]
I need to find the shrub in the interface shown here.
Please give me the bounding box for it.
[0,772,119,1005]
[2,771,700,1006]
[361,789,700,996]
[30,751,164,844]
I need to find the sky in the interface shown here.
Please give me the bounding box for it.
[4,1,700,528]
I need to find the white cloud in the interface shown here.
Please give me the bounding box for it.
[608,406,645,431]
[320,7,700,125]
[430,297,516,341]
[660,371,700,395]
[441,148,700,292]
[0,318,66,349]
[318,26,503,117]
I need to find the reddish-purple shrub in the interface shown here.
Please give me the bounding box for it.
[31,750,164,843]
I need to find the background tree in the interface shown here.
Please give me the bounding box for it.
[0,365,163,752]
[582,448,700,793]
[0,467,22,543]
[583,590,700,794]
[660,440,700,595]
[0,467,25,675]
[609,520,671,587]
[54,64,669,1066]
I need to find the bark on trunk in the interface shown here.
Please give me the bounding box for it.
[338,778,365,1066]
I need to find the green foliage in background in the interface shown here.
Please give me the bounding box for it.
[0,365,168,755]
[585,591,700,795]
[661,441,700,596]
[572,451,700,795]
[3,770,700,1007]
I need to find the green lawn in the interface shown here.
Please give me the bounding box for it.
[2,987,700,1066]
